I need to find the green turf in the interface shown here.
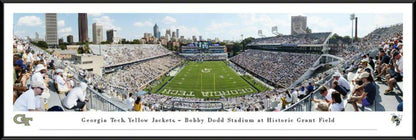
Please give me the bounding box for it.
[144,76,173,93]
[241,75,270,92]
[158,61,257,98]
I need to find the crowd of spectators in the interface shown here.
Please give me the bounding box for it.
[181,53,227,61]
[230,49,319,88]
[13,37,89,112]
[89,44,172,66]
[92,55,184,99]
[249,32,331,46]
[312,24,403,112]
[358,23,403,53]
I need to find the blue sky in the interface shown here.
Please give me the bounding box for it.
[13,13,402,42]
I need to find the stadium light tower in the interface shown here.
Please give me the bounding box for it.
[258,30,265,38]
[350,13,355,46]
[272,26,280,36]
[241,34,244,51]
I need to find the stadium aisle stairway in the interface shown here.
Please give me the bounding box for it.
[42,71,69,111]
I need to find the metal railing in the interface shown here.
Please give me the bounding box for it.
[282,50,365,111]
[172,101,224,111]
[282,75,334,111]
[86,87,128,111]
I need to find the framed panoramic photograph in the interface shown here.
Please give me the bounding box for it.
[2,1,414,139]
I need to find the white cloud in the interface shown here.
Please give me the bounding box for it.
[134,21,153,27]
[13,30,26,38]
[59,27,72,33]
[89,13,103,17]
[58,20,65,27]
[206,22,234,32]
[92,16,122,31]
[228,26,259,41]
[373,14,402,29]
[166,25,200,38]
[162,16,177,24]
[238,14,291,37]
[58,27,73,38]
[17,16,42,26]
[308,16,349,36]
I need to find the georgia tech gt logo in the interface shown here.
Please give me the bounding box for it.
[14,114,33,126]
[391,113,402,126]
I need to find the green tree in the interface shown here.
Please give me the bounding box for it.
[306,27,312,34]
[241,37,255,51]
[232,44,241,54]
[77,43,90,54]
[343,36,352,43]
[59,44,67,50]
[35,41,48,49]
[132,39,141,44]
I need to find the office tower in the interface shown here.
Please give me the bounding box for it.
[92,23,103,44]
[153,24,160,39]
[106,29,119,44]
[78,13,89,43]
[45,13,58,47]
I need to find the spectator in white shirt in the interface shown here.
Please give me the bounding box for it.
[312,86,335,104]
[27,50,34,65]
[63,82,89,111]
[31,64,46,85]
[329,91,344,111]
[291,89,299,103]
[125,93,135,111]
[385,52,403,93]
[55,69,71,93]
[67,74,75,88]
[13,81,45,111]
[333,72,351,91]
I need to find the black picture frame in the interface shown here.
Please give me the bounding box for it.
[2,1,415,140]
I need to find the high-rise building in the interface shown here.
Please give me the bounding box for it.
[291,15,307,35]
[67,35,74,44]
[176,29,179,38]
[45,13,58,47]
[106,29,119,44]
[172,31,176,38]
[192,36,197,42]
[199,35,202,41]
[35,32,39,41]
[92,23,103,44]
[215,37,220,43]
[59,38,64,44]
[78,13,89,43]
[153,24,160,39]
[166,29,171,38]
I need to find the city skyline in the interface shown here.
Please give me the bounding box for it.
[14,13,402,43]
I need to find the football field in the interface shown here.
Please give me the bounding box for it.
[158,61,257,98]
